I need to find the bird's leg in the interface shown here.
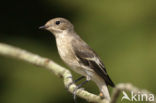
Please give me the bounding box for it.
[73,79,89,102]
[67,76,85,89]
[74,76,85,83]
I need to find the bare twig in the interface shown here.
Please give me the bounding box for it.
[0,43,155,103]
[111,83,156,103]
[0,43,108,103]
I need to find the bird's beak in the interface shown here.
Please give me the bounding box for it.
[39,25,49,30]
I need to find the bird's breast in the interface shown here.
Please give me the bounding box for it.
[56,36,77,66]
[55,35,94,77]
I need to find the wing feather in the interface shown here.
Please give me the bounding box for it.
[71,38,115,87]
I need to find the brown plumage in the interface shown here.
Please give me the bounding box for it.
[40,17,115,101]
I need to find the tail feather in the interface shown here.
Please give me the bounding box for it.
[92,76,111,101]
[100,84,111,100]
[104,75,115,87]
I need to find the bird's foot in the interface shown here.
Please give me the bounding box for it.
[66,76,85,90]
[66,76,88,102]
[67,82,74,89]
[73,87,84,102]
[66,76,73,89]
[73,80,89,102]
[66,76,72,79]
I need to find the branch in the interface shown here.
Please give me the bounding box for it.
[0,43,155,103]
[111,83,156,103]
[0,43,108,103]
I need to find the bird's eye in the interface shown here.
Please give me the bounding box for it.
[55,21,60,25]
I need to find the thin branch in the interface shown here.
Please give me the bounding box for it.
[111,83,156,103]
[0,43,155,103]
[0,43,108,103]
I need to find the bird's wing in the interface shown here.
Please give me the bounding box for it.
[71,38,115,87]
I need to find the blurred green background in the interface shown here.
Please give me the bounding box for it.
[0,0,156,103]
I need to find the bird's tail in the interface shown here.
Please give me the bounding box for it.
[93,77,111,101]
[99,84,111,100]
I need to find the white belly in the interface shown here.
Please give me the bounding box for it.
[56,36,88,76]
[55,34,95,78]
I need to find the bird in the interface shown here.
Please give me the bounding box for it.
[39,17,115,101]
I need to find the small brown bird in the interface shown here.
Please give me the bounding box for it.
[39,17,115,101]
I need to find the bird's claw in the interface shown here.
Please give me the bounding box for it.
[66,76,72,79]
[73,87,84,102]
[66,76,85,90]
[65,76,73,89]
[67,82,74,89]
[66,76,87,102]
[73,88,77,102]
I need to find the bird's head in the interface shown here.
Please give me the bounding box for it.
[39,17,74,36]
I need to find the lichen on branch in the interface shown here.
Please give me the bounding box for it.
[0,43,155,103]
